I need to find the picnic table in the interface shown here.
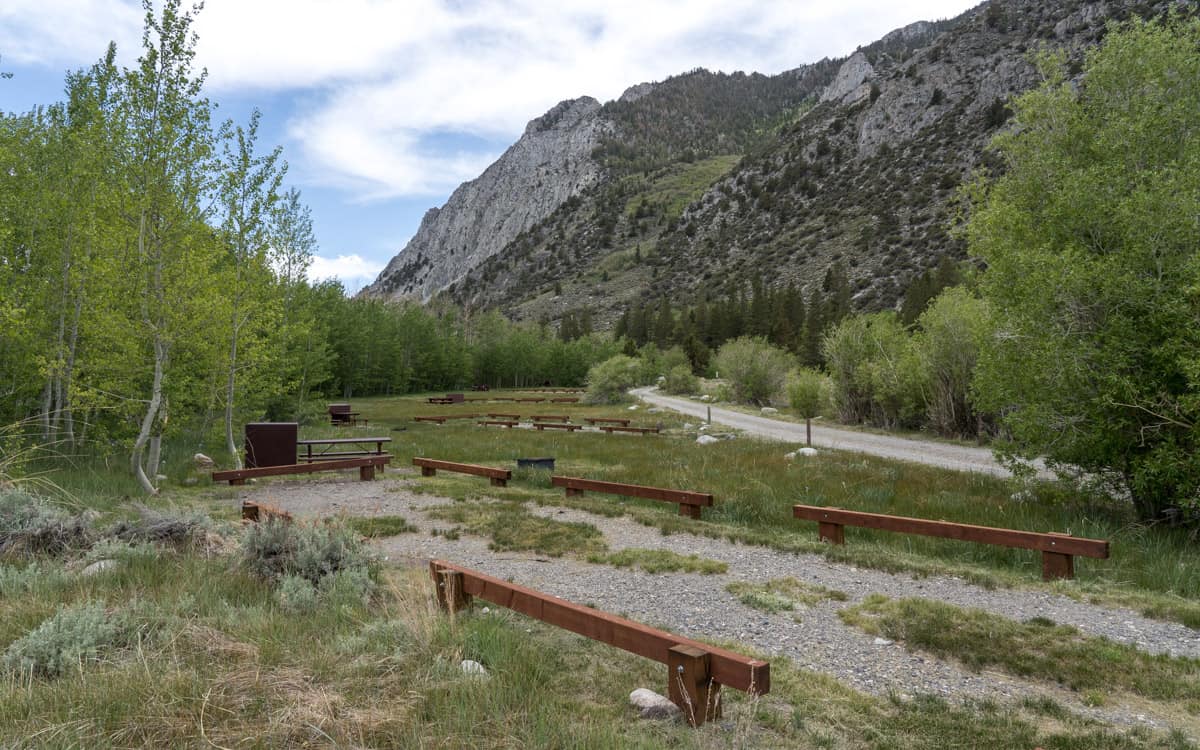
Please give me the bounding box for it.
[297,436,392,462]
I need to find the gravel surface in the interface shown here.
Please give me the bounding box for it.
[240,474,1200,734]
[631,387,1054,478]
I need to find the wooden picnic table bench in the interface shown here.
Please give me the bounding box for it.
[327,403,365,426]
[413,457,512,487]
[477,420,518,428]
[534,423,582,432]
[213,455,390,485]
[487,412,520,419]
[599,425,660,435]
[791,505,1110,580]
[529,414,570,422]
[430,560,768,726]
[584,417,631,426]
[551,475,713,519]
[296,436,391,463]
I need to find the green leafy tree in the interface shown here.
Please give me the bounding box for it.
[913,288,990,438]
[584,355,641,404]
[967,16,1200,521]
[712,336,794,406]
[787,368,828,446]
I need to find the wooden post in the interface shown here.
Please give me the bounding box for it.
[231,478,246,486]
[565,487,584,497]
[1042,551,1075,581]
[241,501,259,522]
[360,464,376,481]
[430,564,472,613]
[679,504,702,519]
[490,476,507,487]
[817,522,845,545]
[668,645,720,727]
[421,466,436,477]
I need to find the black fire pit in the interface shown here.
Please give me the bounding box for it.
[516,457,555,471]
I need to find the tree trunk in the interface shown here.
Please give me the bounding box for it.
[224,317,243,470]
[147,434,162,477]
[131,335,166,495]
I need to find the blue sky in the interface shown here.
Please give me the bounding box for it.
[1,0,978,293]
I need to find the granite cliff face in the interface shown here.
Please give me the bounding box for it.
[366,0,1176,326]
[361,97,608,301]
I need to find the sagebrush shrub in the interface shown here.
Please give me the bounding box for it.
[241,519,376,591]
[662,364,699,395]
[2,601,129,678]
[0,488,92,558]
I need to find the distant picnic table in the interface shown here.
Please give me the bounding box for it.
[297,436,391,463]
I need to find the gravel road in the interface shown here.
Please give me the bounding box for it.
[631,387,1052,478]
[240,474,1200,735]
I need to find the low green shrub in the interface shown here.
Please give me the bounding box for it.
[584,354,642,404]
[662,364,700,395]
[2,601,130,678]
[240,519,377,592]
[0,488,92,558]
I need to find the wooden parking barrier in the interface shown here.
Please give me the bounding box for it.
[551,475,713,519]
[791,505,1110,581]
[413,457,512,487]
[240,500,293,523]
[599,425,660,435]
[414,416,447,424]
[477,420,518,429]
[530,414,570,422]
[213,455,390,485]
[428,560,768,726]
[585,417,631,426]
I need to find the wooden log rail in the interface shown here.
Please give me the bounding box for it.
[534,423,582,432]
[428,560,768,726]
[551,476,713,519]
[213,455,390,485]
[529,414,570,422]
[585,417,631,426]
[413,457,512,487]
[600,425,660,435]
[791,505,1110,581]
[241,500,293,523]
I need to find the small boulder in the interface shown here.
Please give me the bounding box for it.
[699,395,713,402]
[873,637,894,646]
[630,688,680,720]
[798,447,819,457]
[696,435,719,445]
[784,451,797,460]
[193,453,214,469]
[460,659,488,677]
[81,559,117,577]
[761,407,779,416]
[628,405,639,411]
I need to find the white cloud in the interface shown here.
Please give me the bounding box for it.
[307,253,384,292]
[5,0,980,201]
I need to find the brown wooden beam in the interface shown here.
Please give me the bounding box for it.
[428,560,768,695]
[792,505,1108,559]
